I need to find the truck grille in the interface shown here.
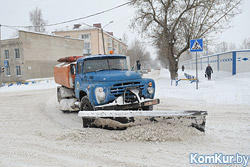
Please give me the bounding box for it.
[110,82,144,97]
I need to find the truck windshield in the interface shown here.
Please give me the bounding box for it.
[83,58,128,73]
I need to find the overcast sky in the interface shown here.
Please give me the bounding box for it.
[1,0,250,59]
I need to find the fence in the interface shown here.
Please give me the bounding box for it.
[180,50,250,75]
[1,78,54,87]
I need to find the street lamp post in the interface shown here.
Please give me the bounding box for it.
[101,21,113,55]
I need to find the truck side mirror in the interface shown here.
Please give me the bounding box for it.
[70,64,76,75]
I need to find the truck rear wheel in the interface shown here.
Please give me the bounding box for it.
[80,96,95,128]
[57,86,62,103]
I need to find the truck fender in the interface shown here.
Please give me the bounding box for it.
[79,90,87,101]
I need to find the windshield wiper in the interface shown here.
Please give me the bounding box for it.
[110,68,122,70]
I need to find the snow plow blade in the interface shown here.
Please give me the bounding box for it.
[78,110,208,132]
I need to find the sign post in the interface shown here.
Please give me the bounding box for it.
[190,39,203,90]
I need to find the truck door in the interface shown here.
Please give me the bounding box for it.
[75,61,84,93]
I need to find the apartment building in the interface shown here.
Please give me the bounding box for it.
[53,23,127,56]
[0,30,84,83]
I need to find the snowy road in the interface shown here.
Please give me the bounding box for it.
[0,85,250,166]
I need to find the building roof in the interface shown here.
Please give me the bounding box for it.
[1,30,84,42]
[53,24,127,46]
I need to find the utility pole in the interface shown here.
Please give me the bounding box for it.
[101,28,105,55]
[101,21,113,55]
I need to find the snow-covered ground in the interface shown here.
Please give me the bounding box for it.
[154,68,250,106]
[0,69,249,167]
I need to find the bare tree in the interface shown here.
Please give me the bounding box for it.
[229,42,237,51]
[214,41,229,53]
[213,41,237,53]
[241,38,250,49]
[130,0,242,79]
[11,30,19,38]
[127,38,152,68]
[122,32,129,45]
[29,7,47,32]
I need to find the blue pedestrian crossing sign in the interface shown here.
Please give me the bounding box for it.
[190,39,203,52]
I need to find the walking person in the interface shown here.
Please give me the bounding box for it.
[182,65,185,72]
[205,64,213,80]
[136,60,141,71]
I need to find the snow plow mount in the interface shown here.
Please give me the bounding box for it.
[78,110,208,132]
[95,98,160,110]
[95,86,160,110]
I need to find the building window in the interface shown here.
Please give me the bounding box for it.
[80,34,90,39]
[15,48,20,58]
[108,47,113,53]
[84,43,91,49]
[16,66,21,75]
[84,43,91,55]
[6,67,10,76]
[114,42,118,48]
[118,43,121,54]
[4,50,9,59]
[107,37,112,46]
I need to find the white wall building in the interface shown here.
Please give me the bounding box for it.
[180,50,250,75]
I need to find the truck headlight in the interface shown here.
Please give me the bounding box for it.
[95,87,106,103]
[147,87,154,95]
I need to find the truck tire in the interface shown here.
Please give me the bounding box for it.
[57,86,62,103]
[142,105,153,111]
[80,96,95,111]
[80,96,95,128]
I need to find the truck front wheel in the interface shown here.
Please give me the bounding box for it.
[80,96,95,128]
[80,96,95,111]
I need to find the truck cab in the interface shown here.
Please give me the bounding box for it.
[74,54,158,110]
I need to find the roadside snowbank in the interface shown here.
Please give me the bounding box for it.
[0,78,58,93]
[153,68,250,106]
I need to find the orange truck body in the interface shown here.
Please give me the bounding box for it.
[54,56,83,88]
[54,63,75,88]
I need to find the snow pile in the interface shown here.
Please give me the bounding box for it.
[112,123,203,142]
[54,129,103,141]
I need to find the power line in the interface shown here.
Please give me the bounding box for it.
[0,0,43,17]
[1,25,20,31]
[2,1,131,28]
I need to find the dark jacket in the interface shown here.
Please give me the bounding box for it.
[205,66,213,75]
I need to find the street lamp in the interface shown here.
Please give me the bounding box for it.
[101,21,113,55]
